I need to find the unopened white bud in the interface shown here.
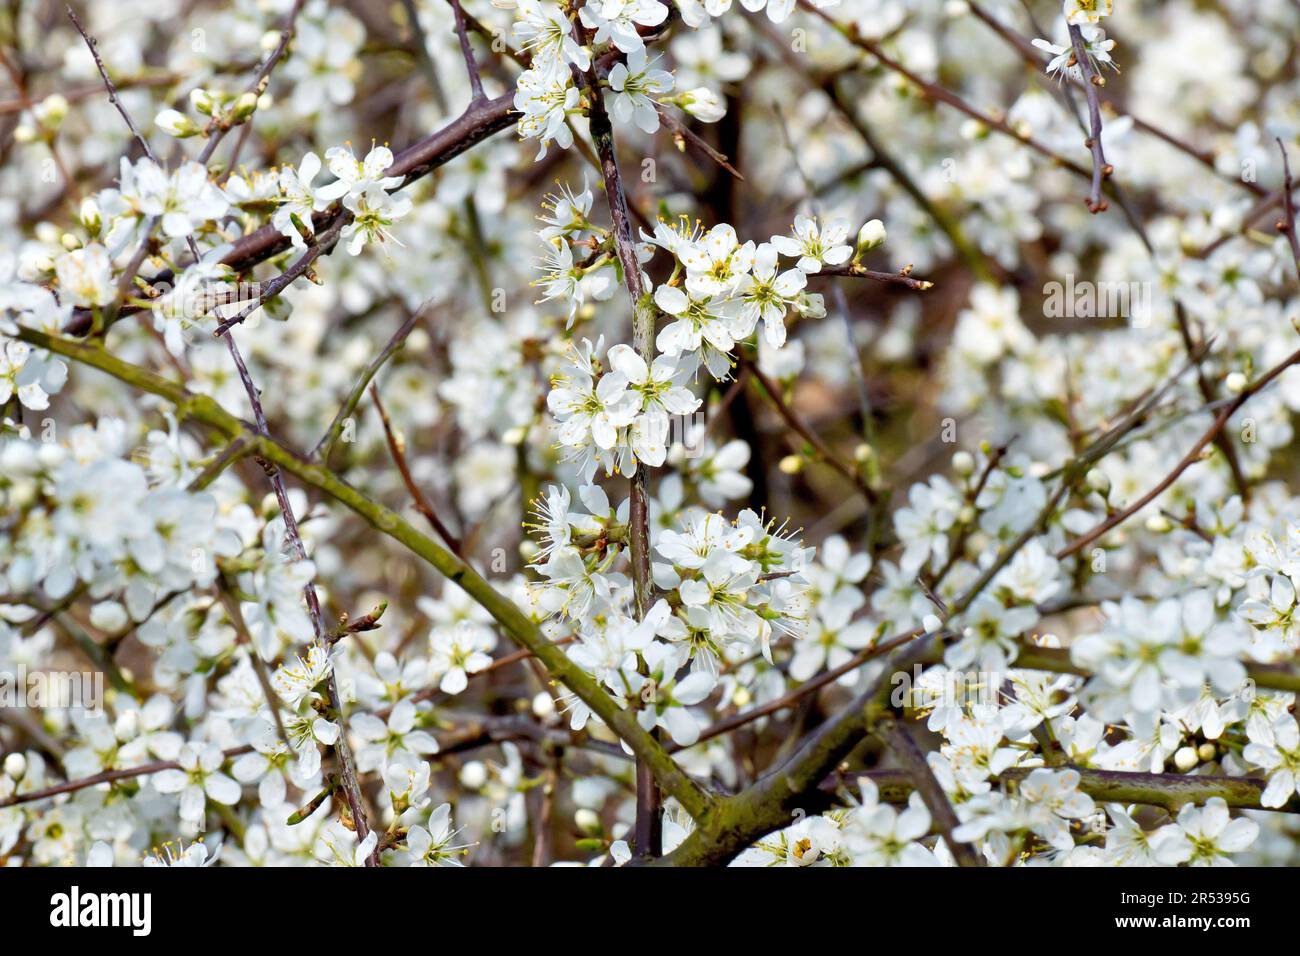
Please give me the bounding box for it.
[156,108,199,138]
[680,87,725,123]
[189,88,217,116]
[952,450,975,476]
[1085,468,1110,495]
[80,197,102,234]
[459,761,488,789]
[575,808,601,835]
[1173,746,1198,772]
[90,601,128,632]
[3,752,25,779]
[1145,514,1172,533]
[1224,371,1248,394]
[36,93,69,127]
[231,92,259,122]
[856,218,886,253]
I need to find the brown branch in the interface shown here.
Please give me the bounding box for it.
[1066,23,1111,214]
[1277,137,1300,282]
[220,329,378,863]
[448,0,486,101]
[369,383,466,558]
[66,7,157,164]
[877,718,984,867]
[799,3,1091,180]
[578,58,662,857]
[63,93,518,335]
[0,745,253,809]
[817,262,934,292]
[212,215,345,336]
[742,355,878,503]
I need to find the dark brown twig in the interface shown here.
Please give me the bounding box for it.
[878,719,984,867]
[369,383,466,557]
[1276,137,1300,282]
[448,0,486,101]
[1066,23,1110,213]
[66,7,157,163]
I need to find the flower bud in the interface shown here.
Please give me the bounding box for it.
[231,92,259,123]
[1145,514,1172,533]
[3,752,26,780]
[36,93,69,128]
[575,808,602,835]
[1197,742,1217,762]
[459,761,488,789]
[952,450,975,476]
[1224,371,1248,394]
[680,87,725,123]
[531,691,555,720]
[60,232,81,251]
[80,197,102,234]
[90,600,128,631]
[1085,468,1110,495]
[13,124,36,143]
[779,454,804,475]
[189,88,217,116]
[155,108,199,138]
[856,218,886,253]
[1173,746,1198,772]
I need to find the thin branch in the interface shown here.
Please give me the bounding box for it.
[1276,137,1300,282]
[841,766,1300,817]
[743,355,878,503]
[219,328,378,863]
[578,57,665,856]
[0,745,254,809]
[1066,23,1111,213]
[66,7,157,163]
[877,719,984,867]
[448,0,486,101]
[369,382,465,558]
[212,216,346,336]
[313,308,423,462]
[816,261,934,292]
